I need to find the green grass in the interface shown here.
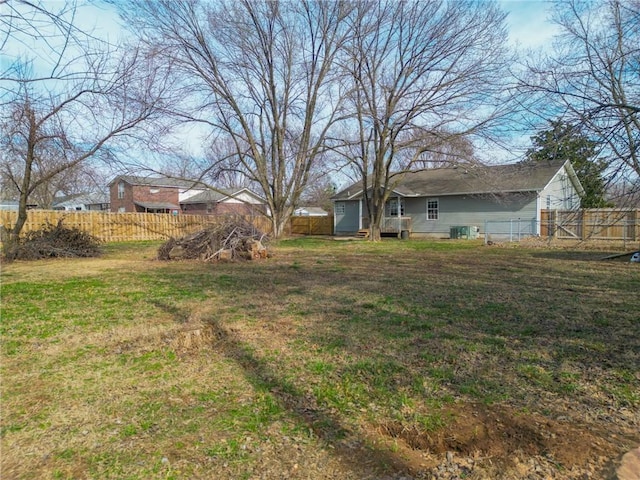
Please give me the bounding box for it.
[1,237,639,479]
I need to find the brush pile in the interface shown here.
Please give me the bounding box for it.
[157,217,269,262]
[11,219,102,260]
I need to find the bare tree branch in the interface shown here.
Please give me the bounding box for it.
[333,0,514,240]
[518,0,640,181]
[1,3,171,259]
[117,0,353,238]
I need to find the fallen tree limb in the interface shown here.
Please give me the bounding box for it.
[157,216,269,262]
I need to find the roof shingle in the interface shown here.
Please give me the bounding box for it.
[332,161,573,200]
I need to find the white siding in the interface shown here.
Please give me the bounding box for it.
[540,169,581,210]
[221,192,263,204]
[178,189,205,202]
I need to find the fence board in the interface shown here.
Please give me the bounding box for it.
[290,216,334,235]
[0,210,273,244]
[541,209,638,240]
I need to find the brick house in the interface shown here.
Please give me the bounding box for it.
[109,176,202,213]
[108,176,267,215]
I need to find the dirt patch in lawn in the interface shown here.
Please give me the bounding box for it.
[376,402,621,468]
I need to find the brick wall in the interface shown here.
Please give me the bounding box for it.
[109,181,182,212]
[131,185,180,212]
[109,181,134,212]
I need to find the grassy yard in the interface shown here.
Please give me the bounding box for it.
[1,238,638,479]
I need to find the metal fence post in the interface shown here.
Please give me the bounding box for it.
[484,220,488,245]
[518,218,521,241]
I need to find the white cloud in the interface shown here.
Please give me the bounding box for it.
[499,0,560,50]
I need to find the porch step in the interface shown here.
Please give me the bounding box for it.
[356,229,369,239]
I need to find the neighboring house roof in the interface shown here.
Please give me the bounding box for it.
[0,200,20,210]
[180,187,265,204]
[294,207,329,216]
[134,201,180,210]
[0,199,38,210]
[332,161,584,200]
[52,193,109,208]
[109,175,204,189]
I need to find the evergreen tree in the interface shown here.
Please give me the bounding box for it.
[526,120,612,208]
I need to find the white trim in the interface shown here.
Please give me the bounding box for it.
[219,188,266,204]
[536,194,542,235]
[333,204,337,232]
[426,197,439,220]
[348,189,363,200]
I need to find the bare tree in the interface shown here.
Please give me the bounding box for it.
[0,0,170,259]
[522,0,639,184]
[118,0,353,238]
[333,0,513,240]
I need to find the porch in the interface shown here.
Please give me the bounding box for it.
[362,216,412,237]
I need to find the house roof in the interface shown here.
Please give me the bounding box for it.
[109,175,203,189]
[52,193,109,207]
[180,187,265,204]
[332,161,584,200]
[134,201,180,210]
[0,199,38,210]
[0,200,20,210]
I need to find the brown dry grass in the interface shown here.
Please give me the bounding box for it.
[1,238,638,479]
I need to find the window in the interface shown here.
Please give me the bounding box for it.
[427,198,438,220]
[150,188,159,194]
[118,181,125,199]
[385,198,404,216]
[118,206,126,213]
[335,202,345,215]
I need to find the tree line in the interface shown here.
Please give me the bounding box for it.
[1,0,638,255]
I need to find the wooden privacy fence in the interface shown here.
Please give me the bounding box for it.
[0,210,273,243]
[289,215,334,235]
[541,209,639,240]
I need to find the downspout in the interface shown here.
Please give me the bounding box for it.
[536,193,541,236]
[333,204,337,234]
[397,195,401,238]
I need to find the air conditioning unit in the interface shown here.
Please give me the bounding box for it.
[450,225,480,239]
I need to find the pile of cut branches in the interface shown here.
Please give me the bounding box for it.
[158,217,269,262]
[11,219,102,260]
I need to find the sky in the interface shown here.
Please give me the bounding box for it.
[2,0,559,71]
[1,0,561,174]
[499,0,560,50]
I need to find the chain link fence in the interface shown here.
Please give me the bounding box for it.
[483,219,538,244]
[484,209,640,248]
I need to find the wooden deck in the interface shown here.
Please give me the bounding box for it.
[362,216,412,236]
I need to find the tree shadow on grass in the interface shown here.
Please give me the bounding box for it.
[149,252,640,476]
[151,298,418,478]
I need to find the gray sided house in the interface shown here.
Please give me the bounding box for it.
[332,161,584,239]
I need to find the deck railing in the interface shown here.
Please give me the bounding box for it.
[363,216,412,233]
